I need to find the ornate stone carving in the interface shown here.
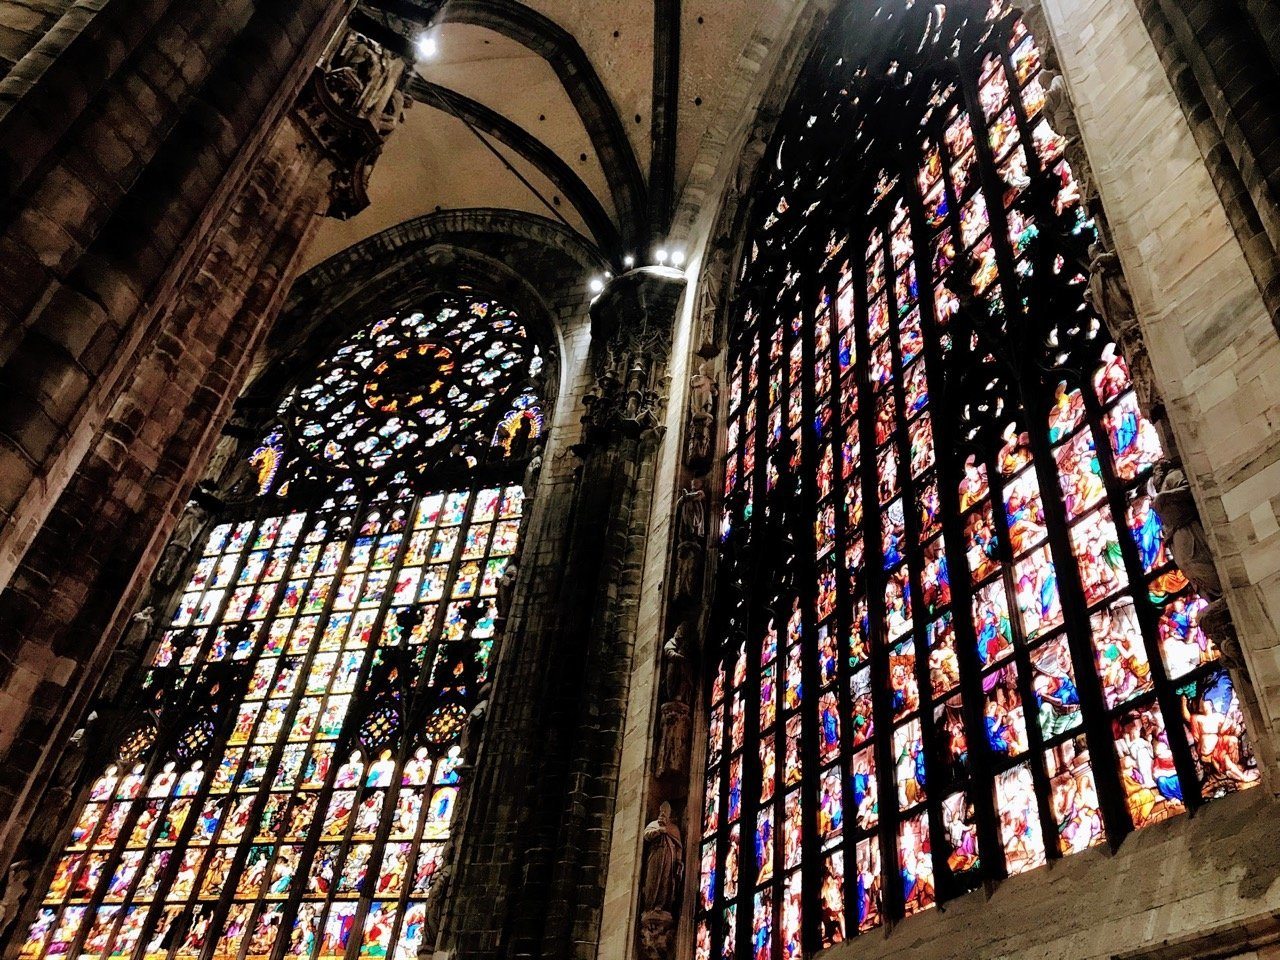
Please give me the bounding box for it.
[638,908,675,960]
[153,497,212,588]
[582,268,687,444]
[684,364,719,472]
[1151,462,1241,654]
[495,560,518,621]
[673,541,703,604]
[294,29,410,221]
[640,801,684,913]
[661,623,693,705]
[676,480,707,544]
[655,701,691,780]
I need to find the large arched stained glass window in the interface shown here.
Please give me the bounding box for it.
[699,4,1258,958]
[23,288,547,960]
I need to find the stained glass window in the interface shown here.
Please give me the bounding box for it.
[24,289,546,960]
[700,4,1258,957]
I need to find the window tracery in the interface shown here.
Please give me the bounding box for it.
[700,4,1258,957]
[24,289,545,960]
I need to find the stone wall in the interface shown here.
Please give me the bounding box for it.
[0,5,403,883]
[823,787,1280,960]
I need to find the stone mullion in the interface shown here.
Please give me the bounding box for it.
[270,500,424,960]
[848,224,899,926]
[958,42,1097,859]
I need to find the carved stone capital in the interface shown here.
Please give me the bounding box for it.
[581,267,687,444]
[293,29,409,220]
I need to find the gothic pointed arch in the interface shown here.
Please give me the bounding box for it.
[696,2,1260,956]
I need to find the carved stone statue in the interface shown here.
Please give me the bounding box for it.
[1039,67,1091,196]
[327,31,405,122]
[522,451,544,498]
[684,364,719,472]
[661,624,693,705]
[0,860,31,941]
[684,413,714,473]
[694,244,731,359]
[676,480,707,544]
[154,498,211,588]
[1152,463,1222,600]
[1086,243,1137,335]
[673,541,702,603]
[689,362,718,419]
[655,701,691,780]
[496,562,518,619]
[123,606,155,653]
[640,802,684,913]
[462,682,492,761]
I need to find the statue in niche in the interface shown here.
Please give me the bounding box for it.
[661,623,693,705]
[655,701,691,780]
[689,362,718,419]
[675,480,707,544]
[123,606,155,654]
[1038,67,1091,198]
[153,497,211,588]
[496,561,518,620]
[693,245,730,358]
[1086,243,1137,336]
[1150,460,1242,659]
[673,541,703,603]
[522,449,543,498]
[1152,463,1222,601]
[0,860,31,941]
[327,31,404,122]
[462,682,492,762]
[684,364,719,471]
[507,416,534,460]
[640,802,684,913]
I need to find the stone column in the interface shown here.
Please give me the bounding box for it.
[441,267,686,959]
[0,23,413,892]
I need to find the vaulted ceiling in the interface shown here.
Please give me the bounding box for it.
[303,0,814,271]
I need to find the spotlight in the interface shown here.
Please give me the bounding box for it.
[671,249,686,267]
[415,33,438,59]
[655,248,669,264]
[589,277,605,294]
[623,254,635,268]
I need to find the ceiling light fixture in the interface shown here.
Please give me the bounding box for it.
[415,33,438,60]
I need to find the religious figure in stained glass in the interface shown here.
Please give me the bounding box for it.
[697,3,1258,958]
[22,289,548,960]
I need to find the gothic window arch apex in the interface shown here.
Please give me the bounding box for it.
[18,285,550,960]
[698,1,1258,956]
